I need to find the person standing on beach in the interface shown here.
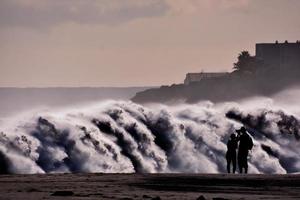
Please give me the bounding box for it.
[236,127,253,174]
[226,133,238,173]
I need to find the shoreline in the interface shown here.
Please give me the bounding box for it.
[0,173,299,199]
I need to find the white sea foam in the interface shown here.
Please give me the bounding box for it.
[0,89,300,174]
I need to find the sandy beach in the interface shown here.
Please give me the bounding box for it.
[0,173,299,200]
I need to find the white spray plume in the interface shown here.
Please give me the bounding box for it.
[1,89,300,174]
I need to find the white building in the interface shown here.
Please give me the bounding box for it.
[184,72,228,85]
[256,41,300,71]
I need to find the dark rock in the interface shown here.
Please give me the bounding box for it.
[197,195,207,200]
[27,188,40,192]
[151,196,161,200]
[51,191,74,196]
[143,194,152,198]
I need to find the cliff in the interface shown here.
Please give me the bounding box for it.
[131,69,300,104]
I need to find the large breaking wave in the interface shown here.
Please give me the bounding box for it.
[0,89,300,174]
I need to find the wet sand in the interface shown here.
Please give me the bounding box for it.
[0,173,299,200]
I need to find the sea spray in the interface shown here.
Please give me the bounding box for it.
[0,97,299,174]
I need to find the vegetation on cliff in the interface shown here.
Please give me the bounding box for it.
[132,51,300,103]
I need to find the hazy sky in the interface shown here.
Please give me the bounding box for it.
[1,0,300,87]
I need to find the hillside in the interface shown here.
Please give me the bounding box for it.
[131,69,300,104]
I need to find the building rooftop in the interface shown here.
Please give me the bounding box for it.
[256,40,300,45]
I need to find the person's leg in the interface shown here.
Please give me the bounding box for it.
[226,154,231,173]
[232,154,236,173]
[227,161,230,173]
[238,153,243,173]
[244,152,248,174]
[238,162,243,173]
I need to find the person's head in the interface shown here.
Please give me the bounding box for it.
[230,133,236,140]
[236,126,247,135]
[240,127,247,135]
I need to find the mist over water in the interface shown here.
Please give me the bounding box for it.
[0,88,300,174]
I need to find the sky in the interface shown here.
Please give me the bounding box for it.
[0,0,300,87]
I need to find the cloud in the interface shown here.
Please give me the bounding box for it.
[0,0,252,29]
[164,0,250,14]
[0,0,168,29]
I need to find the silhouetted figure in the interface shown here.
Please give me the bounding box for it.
[236,127,253,174]
[226,133,238,173]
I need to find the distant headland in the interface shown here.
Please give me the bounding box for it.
[132,40,300,103]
